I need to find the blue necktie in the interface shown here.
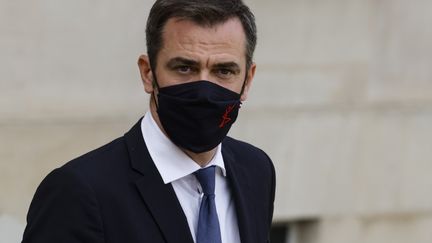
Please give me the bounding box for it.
[194,166,222,243]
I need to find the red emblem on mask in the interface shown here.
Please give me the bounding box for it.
[219,104,236,128]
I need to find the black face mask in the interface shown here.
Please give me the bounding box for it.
[155,80,242,153]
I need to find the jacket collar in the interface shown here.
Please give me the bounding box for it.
[222,141,257,243]
[125,118,194,243]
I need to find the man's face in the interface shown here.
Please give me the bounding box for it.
[139,17,255,101]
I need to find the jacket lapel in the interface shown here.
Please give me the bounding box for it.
[125,119,194,243]
[222,143,257,243]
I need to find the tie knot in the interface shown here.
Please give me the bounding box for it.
[194,166,216,195]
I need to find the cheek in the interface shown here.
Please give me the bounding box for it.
[154,68,177,88]
[158,73,193,87]
[218,82,245,95]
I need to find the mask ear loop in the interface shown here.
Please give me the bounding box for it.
[239,66,249,96]
[150,63,161,110]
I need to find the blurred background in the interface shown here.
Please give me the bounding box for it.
[1,0,432,242]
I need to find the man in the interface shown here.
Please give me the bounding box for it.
[22,0,276,242]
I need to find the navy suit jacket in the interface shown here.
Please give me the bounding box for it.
[22,119,276,243]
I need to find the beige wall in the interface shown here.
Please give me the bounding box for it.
[1,0,432,242]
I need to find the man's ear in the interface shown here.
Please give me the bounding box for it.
[240,62,256,101]
[137,55,154,94]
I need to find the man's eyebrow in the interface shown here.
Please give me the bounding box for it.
[166,57,199,68]
[213,62,241,72]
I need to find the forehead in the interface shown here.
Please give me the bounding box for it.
[160,17,247,60]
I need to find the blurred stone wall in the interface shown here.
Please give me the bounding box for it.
[1,0,432,242]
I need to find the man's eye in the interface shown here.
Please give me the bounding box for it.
[176,66,192,73]
[217,69,234,76]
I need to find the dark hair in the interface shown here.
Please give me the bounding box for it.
[146,0,257,70]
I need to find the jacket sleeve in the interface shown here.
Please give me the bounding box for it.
[265,153,276,243]
[268,156,276,228]
[22,167,105,243]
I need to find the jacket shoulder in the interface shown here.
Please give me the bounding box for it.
[52,136,131,183]
[222,136,272,165]
[222,136,275,184]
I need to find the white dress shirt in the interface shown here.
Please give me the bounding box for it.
[141,112,241,243]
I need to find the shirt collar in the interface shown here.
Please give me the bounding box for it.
[141,111,226,184]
